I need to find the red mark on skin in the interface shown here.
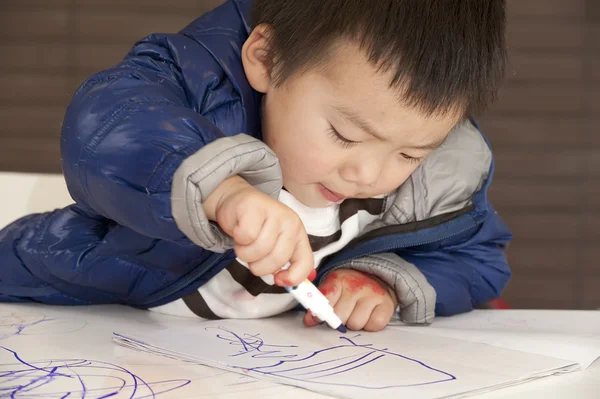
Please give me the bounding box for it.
[308,270,317,281]
[341,272,386,295]
[274,275,293,287]
[318,272,338,297]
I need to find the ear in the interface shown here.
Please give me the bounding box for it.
[242,24,273,94]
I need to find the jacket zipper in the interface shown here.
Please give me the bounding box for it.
[140,217,481,307]
[321,221,481,272]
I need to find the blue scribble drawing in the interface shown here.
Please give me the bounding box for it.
[0,346,191,398]
[208,327,456,389]
[0,312,87,341]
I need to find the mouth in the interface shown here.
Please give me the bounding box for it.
[318,184,346,203]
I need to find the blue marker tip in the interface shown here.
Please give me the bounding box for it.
[336,324,347,334]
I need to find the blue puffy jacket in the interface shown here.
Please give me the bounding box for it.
[0,0,511,317]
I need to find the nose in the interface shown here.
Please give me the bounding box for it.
[339,153,384,188]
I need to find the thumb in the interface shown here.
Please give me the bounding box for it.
[214,201,239,237]
[221,205,265,246]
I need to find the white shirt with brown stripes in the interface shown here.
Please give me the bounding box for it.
[149,190,385,319]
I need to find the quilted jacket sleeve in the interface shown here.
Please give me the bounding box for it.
[61,32,280,249]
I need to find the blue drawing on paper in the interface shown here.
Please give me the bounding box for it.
[208,326,456,389]
[0,346,190,398]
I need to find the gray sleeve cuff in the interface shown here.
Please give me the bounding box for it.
[324,253,437,325]
[171,134,282,252]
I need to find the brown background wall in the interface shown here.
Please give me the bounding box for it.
[0,0,598,309]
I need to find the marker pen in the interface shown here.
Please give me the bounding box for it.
[285,279,347,333]
[236,258,347,333]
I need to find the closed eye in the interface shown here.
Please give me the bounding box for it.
[401,153,424,164]
[327,125,360,149]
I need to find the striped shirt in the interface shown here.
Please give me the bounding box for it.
[149,190,385,319]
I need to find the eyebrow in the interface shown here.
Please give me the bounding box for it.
[333,105,446,151]
[405,138,446,152]
[333,105,388,141]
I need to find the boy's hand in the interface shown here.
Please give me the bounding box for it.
[204,176,314,286]
[304,269,398,332]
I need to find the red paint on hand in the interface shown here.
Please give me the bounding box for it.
[274,274,293,287]
[318,272,338,297]
[308,269,317,281]
[341,273,386,295]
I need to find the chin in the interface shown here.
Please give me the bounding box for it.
[298,196,329,208]
[284,183,328,208]
[292,192,328,208]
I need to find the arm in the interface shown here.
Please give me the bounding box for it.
[321,206,511,324]
[61,33,280,250]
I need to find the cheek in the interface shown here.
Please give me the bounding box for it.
[376,160,418,194]
[275,133,339,183]
[280,145,335,182]
[298,145,336,168]
[262,90,339,183]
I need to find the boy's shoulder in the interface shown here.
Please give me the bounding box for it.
[379,121,494,227]
[162,0,262,138]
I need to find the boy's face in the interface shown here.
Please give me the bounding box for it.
[244,34,461,208]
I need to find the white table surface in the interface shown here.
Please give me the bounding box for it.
[0,171,598,398]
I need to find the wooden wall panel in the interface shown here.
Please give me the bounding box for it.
[489,181,577,210]
[76,0,224,13]
[507,0,585,18]
[482,116,591,147]
[0,106,64,139]
[478,0,597,309]
[1,43,70,72]
[0,9,70,41]
[73,11,195,42]
[502,277,578,310]
[0,138,60,173]
[508,54,584,83]
[507,22,585,52]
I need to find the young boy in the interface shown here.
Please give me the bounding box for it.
[0,0,511,331]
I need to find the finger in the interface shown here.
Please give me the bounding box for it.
[304,274,343,327]
[235,216,280,263]
[318,272,343,307]
[232,208,266,246]
[303,311,322,327]
[212,195,239,236]
[346,298,378,331]
[364,302,395,332]
[248,229,295,277]
[275,232,313,286]
[332,290,358,326]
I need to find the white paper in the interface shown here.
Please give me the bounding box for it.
[113,314,589,399]
[0,303,328,399]
[390,310,600,368]
[431,309,600,337]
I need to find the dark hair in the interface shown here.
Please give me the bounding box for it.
[251,0,507,117]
